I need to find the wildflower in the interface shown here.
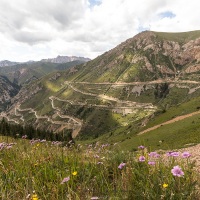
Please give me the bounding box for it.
[61,176,70,184]
[149,152,160,158]
[166,151,179,157]
[182,152,191,158]
[72,171,77,176]
[148,161,156,165]
[163,183,168,188]
[118,162,126,169]
[171,166,184,177]
[139,156,145,162]
[138,145,145,149]
[6,145,12,149]
[34,163,38,167]
[32,191,38,200]
[97,162,103,165]
[94,154,99,158]
[91,197,99,200]
[22,135,28,139]
[171,152,179,157]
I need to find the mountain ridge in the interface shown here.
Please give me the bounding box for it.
[2,30,200,148]
[0,55,91,67]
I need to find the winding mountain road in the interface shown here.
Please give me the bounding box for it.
[2,79,200,138]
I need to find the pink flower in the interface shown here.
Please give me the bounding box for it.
[118,162,126,169]
[148,161,156,165]
[182,152,191,158]
[171,166,184,177]
[61,176,70,184]
[139,156,145,162]
[166,151,179,157]
[148,152,160,158]
[138,145,145,149]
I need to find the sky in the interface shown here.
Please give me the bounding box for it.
[0,0,200,62]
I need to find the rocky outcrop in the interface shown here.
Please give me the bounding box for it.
[0,60,19,67]
[0,76,20,111]
[41,55,90,63]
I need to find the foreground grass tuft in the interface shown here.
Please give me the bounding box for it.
[0,136,199,199]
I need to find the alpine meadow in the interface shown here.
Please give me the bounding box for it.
[2,0,200,194]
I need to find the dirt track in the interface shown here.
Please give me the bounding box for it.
[138,110,200,135]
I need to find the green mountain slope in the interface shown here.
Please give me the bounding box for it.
[3,30,200,150]
[0,60,87,85]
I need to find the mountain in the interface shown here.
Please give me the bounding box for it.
[0,57,90,85]
[3,30,200,149]
[0,75,20,111]
[0,60,19,67]
[41,55,90,63]
[66,30,200,82]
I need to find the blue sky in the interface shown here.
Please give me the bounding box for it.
[159,11,176,19]
[89,0,102,7]
[0,0,200,62]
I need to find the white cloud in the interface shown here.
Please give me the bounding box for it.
[0,0,200,61]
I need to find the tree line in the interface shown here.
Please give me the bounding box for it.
[0,118,73,142]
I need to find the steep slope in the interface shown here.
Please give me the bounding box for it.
[3,30,200,143]
[67,30,200,82]
[0,76,20,111]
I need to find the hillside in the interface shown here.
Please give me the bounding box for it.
[0,75,20,111]
[2,30,200,149]
[0,57,90,85]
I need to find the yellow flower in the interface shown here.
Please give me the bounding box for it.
[163,183,168,188]
[72,171,77,176]
[32,194,39,200]
[34,163,38,167]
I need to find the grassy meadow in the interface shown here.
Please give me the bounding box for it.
[0,136,199,200]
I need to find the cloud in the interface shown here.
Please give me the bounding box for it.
[0,0,200,61]
[13,31,53,45]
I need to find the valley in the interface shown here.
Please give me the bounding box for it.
[1,30,200,150]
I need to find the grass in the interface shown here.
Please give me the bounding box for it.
[119,113,200,151]
[0,136,199,199]
[144,95,200,129]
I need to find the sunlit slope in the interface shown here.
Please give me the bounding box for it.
[4,30,200,143]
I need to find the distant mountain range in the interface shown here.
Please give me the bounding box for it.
[0,55,91,67]
[0,56,90,85]
[41,55,90,64]
[0,60,19,67]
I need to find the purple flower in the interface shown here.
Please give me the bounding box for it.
[182,152,191,158]
[166,151,179,157]
[171,166,184,177]
[149,152,160,158]
[138,145,145,149]
[91,197,99,200]
[97,162,103,165]
[6,145,12,149]
[148,161,156,165]
[118,162,126,169]
[94,154,100,158]
[139,156,145,162]
[61,176,70,184]
[22,135,28,139]
[171,152,179,157]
